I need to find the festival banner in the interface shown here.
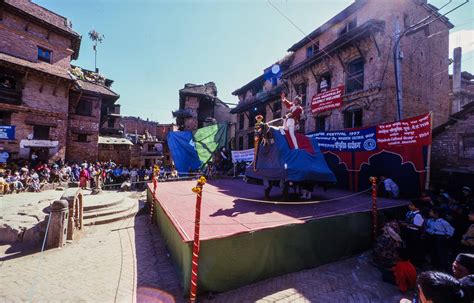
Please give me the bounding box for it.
[377,113,431,148]
[307,127,377,152]
[311,86,344,114]
[231,148,255,163]
[0,126,15,140]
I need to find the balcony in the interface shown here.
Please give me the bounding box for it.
[106,105,121,116]
[172,108,194,118]
[0,87,22,105]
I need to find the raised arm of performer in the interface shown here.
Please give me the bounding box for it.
[281,92,292,109]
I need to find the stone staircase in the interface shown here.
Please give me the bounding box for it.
[82,192,139,226]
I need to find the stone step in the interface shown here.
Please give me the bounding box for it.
[83,193,126,212]
[83,199,139,226]
[83,198,136,219]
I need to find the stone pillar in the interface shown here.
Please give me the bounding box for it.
[46,200,69,249]
[452,47,462,113]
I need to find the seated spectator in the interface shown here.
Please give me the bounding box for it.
[374,215,403,270]
[453,253,474,280]
[120,178,131,191]
[416,271,466,303]
[393,248,417,293]
[8,171,24,193]
[400,200,425,265]
[27,171,40,192]
[461,210,474,253]
[460,275,474,303]
[380,176,400,198]
[425,208,455,271]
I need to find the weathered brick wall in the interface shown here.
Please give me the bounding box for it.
[184,96,199,131]
[432,112,474,176]
[0,11,73,68]
[98,145,131,166]
[122,116,159,137]
[284,0,451,133]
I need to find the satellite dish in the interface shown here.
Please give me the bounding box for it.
[271,64,280,74]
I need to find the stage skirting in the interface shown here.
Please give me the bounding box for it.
[147,187,405,294]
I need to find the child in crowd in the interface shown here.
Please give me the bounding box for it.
[425,208,455,272]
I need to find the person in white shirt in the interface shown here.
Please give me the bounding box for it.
[380,176,400,198]
[401,200,425,265]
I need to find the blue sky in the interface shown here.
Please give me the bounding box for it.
[36,0,473,124]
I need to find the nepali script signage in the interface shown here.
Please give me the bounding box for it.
[0,126,15,140]
[377,113,431,147]
[311,86,344,114]
[307,127,377,152]
[307,113,432,152]
[231,148,255,163]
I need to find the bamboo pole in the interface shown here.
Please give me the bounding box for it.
[370,176,378,240]
[189,176,207,302]
[425,112,433,190]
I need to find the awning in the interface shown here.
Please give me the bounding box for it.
[98,136,133,145]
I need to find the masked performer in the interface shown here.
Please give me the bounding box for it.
[281,92,303,149]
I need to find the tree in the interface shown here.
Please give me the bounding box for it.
[88,29,104,72]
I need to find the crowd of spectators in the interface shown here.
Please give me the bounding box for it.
[373,185,474,302]
[0,159,184,194]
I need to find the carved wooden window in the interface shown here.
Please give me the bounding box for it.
[33,125,50,140]
[344,108,363,129]
[346,58,364,94]
[76,99,93,116]
[37,46,52,63]
[0,111,12,125]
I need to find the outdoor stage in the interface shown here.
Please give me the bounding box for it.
[147,179,408,295]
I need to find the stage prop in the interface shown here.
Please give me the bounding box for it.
[246,128,337,183]
[148,179,407,295]
[167,124,228,173]
[307,113,432,197]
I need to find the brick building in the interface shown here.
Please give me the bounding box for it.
[121,116,175,167]
[232,0,453,150]
[173,82,234,132]
[0,0,122,164]
[431,48,474,189]
[231,55,292,150]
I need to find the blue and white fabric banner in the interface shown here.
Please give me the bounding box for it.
[306,127,377,152]
[0,126,15,140]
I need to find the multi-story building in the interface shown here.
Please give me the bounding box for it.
[0,0,122,164]
[431,47,474,189]
[173,82,234,131]
[232,0,453,149]
[231,56,292,150]
[121,116,176,167]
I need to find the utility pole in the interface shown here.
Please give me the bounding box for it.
[393,19,403,121]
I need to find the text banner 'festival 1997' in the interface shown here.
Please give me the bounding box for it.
[307,127,377,152]
[0,126,15,140]
[311,86,344,114]
[377,113,431,147]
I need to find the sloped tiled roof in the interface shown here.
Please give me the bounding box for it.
[76,80,119,98]
[4,0,79,37]
[0,52,72,80]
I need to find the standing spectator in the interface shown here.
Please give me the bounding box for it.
[401,200,425,265]
[461,187,474,209]
[79,166,89,189]
[426,208,455,271]
[130,167,138,190]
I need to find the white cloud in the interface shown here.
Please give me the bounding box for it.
[449,29,474,55]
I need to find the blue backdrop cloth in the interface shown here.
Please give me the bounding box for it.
[246,128,337,183]
[167,131,201,173]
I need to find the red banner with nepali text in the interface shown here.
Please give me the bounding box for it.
[311,86,344,114]
[377,113,432,148]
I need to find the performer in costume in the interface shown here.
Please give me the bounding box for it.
[253,115,266,171]
[281,92,303,149]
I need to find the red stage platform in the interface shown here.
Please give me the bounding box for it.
[149,179,409,294]
[152,179,408,242]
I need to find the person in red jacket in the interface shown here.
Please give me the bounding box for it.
[281,92,303,149]
[393,248,417,293]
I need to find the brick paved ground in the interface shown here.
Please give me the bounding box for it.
[0,192,408,303]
